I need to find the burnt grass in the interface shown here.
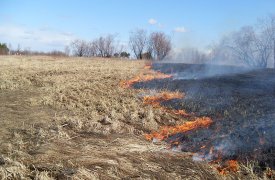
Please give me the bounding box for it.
[133,63,275,170]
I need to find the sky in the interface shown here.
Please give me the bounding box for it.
[0,0,275,52]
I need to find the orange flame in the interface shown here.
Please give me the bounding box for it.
[216,160,239,175]
[121,63,243,176]
[143,91,184,107]
[144,65,152,69]
[142,91,190,117]
[121,64,245,176]
[145,117,213,141]
[120,73,172,88]
[120,65,172,88]
[168,109,190,117]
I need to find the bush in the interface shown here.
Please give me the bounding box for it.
[0,43,9,55]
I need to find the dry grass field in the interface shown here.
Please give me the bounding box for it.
[0,56,269,179]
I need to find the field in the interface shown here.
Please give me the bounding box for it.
[0,56,271,179]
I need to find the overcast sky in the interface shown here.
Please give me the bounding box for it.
[1,0,275,52]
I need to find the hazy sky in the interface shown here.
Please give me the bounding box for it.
[1,0,275,52]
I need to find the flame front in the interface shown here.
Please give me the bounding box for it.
[120,65,172,88]
[120,63,244,176]
[143,91,184,107]
[169,109,190,117]
[145,117,213,141]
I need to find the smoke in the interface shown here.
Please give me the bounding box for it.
[159,45,257,80]
[133,63,275,168]
[152,63,253,80]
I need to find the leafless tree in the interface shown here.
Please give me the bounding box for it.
[229,26,262,67]
[93,35,115,57]
[104,35,115,57]
[219,15,275,68]
[70,39,87,57]
[95,37,104,57]
[257,14,275,68]
[90,40,99,56]
[129,29,147,59]
[83,41,96,57]
[148,32,171,60]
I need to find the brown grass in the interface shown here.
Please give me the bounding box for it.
[0,55,272,179]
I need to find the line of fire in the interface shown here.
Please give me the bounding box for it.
[120,63,275,177]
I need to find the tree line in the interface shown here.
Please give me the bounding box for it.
[0,43,67,57]
[70,30,171,60]
[1,14,274,67]
[70,35,119,58]
[0,43,68,56]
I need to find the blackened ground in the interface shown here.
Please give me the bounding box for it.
[133,63,275,169]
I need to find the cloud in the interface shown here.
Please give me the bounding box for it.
[148,18,157,25]
[0,25,76,51]
[174,27,187,33]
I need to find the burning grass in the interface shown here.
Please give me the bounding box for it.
[145,117,213,141]
[143,91,184,107]
[216,160,239,175]
[134,62,275,179]
[0,56,219,179]
[119,64,172,88]
[123,63,251,177]
[0,56,273,179]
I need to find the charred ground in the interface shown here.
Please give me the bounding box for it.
[134,63,275,171]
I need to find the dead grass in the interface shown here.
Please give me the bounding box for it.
[0,55,272,179]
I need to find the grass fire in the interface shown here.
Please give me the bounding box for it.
[134,63,275,178]
[1,1,275,179]
[1,55,275,179]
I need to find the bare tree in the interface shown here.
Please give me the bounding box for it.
[91,40,99,57]
[95,37,105,57]
[104,35,115,57]
[229,26,261,67]
[257,14,275,68]
[93,35,115,58]
[129,29,147,59]
[227,26,272,68]
[219,15,275,68]
[70,39,87,57]
[148,32,171,60]
[84,41,96,57]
